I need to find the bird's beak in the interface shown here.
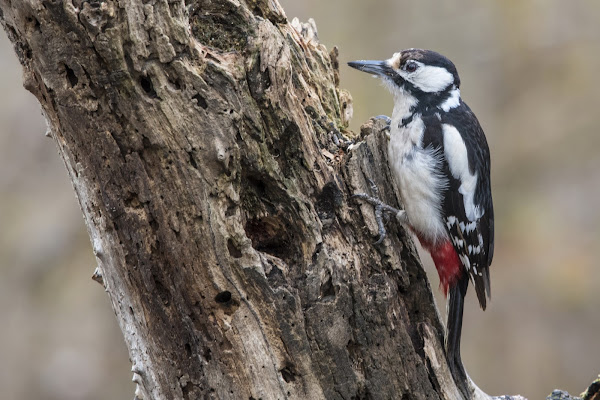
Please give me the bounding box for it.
[347,60,388,77]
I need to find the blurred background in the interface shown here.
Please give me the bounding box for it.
[1,1,599,399]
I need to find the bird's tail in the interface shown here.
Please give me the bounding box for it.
[446,275,469,395]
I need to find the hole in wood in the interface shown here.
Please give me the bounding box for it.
[280,364,297,383]
[227,238,243,258]
[192,93,208,109]
[203,347,212,361]
[188,151,199,170]
[215,291,232,304]
[244,215,290,260]
[319,274,335,300]
[140,75,157,98]
[26,16,41,31]
[65,64,78,87]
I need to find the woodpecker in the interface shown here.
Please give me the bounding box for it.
[348,49,494,387]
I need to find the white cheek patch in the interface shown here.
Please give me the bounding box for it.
[403,63,455,93]
[442,124,482,221]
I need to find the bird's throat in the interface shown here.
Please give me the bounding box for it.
[390,90,418,131]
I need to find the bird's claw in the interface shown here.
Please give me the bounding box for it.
[373,115,392,132]
[327,121,354,150]
[353,179,405,244]
[352,192,389,243]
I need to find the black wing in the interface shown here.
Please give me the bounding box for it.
[423,102,494,309]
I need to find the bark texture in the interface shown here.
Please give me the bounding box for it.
[1,1,485,399]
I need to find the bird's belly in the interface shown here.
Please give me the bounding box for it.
[388,140,448,242]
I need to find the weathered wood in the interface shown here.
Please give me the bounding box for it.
[0,1,542,399]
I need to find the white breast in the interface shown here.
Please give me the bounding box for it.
[388,115,449,243]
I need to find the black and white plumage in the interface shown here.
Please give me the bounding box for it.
[349,49,494,389]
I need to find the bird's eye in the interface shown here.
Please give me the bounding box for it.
[405,62,417,73]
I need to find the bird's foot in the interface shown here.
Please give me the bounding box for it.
[353,179,406,244]
[373,115,392,132]
[326,120,354,150]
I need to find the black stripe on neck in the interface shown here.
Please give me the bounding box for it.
[400,114,414,128]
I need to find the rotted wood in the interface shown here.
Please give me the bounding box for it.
[1,1,581,399]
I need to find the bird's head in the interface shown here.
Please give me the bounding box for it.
[348,49,461,111]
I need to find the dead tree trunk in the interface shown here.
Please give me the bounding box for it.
[0,1,492,399]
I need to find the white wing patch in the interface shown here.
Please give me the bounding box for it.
[442,124,482,221]
[465,221,477,233]
[446,214,483,276]
[446,216,457,228]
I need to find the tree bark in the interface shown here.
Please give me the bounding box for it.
[0,1,521,399]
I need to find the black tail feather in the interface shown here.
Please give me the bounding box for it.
[447,275,470,398]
